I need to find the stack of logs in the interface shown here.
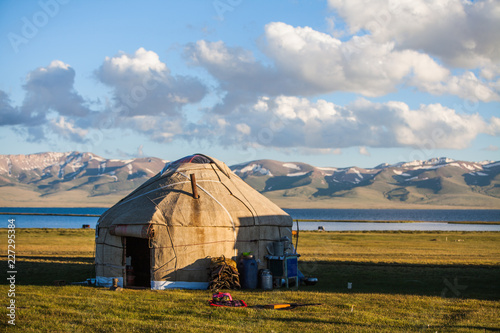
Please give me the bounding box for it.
[209,256,240,291]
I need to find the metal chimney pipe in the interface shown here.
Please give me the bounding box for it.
[190,174,199,199]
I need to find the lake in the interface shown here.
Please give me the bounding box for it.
[285,208,500,231]
[1,207,499,231]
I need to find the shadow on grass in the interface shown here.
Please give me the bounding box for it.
[298,260,500,301]
[1,257,95,285]
[1,257,498,302]
[14,255,94,263]
[263,316,500,332]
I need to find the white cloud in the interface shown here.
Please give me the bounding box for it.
[483,144,499,152]
[49,116,88,142]
[46,60,71,70]
[89,48,211,143]
[0,60,93,141]
[96,48,207,117]
[236,123,251,135]
[359,146,370,156]
[327,0,500,68]
[116,116,185,143]
[415,68,500,104]
[198,95,500,150]
[186,40,272,91]
[101,47,167,74]
[391,102,496,149]
[264,22,450,96]
[264,22,499,101]
[3,4,499,154]
[23,60,92,118]
[1,50,208,144]
[186,22,499,103]
[185,40,286,114]
[300,147,343,155]
[0,90,29,126]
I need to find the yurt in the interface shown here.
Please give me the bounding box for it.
[95,154,293,289]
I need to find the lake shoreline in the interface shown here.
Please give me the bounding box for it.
[2,204,500,210]
[294,219,500,225]
[1,212,498,224]
[2,207,499,230]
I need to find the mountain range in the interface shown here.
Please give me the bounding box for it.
[1,152,499,209]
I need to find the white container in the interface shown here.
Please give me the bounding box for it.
[260,269,273,290]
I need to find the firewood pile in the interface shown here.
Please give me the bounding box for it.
[209,256,240,291]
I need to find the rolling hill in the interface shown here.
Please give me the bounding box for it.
[231,157,500,209]
[0,152,499,209]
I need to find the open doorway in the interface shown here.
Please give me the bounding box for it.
[125,237,151,288]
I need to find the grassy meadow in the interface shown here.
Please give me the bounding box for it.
[1,228,499,332]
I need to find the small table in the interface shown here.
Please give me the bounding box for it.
[265,254,300,289]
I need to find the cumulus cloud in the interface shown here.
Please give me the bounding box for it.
[185,40,293,114]
[179,0,500,155]
[48,116,89,142]
[263,22,452,97]
[2,7,499,155]
[186,41,269,92]
[116,115,186,143]
[0,60,94,140]
[197,95,500,150]
[180,4,499,153]
[0,90,28,126]
[22,60,92,118]
[186,22,499,103]
[359,146,371,156]
[95,47,207,117]
[483,144,498,152]
[327,0,500,68]
[1,49,209,145]
[416,71,499,102]
[265,22,499,101]
[91,48,210,143]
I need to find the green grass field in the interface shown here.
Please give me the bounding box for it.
[1,229,499,332]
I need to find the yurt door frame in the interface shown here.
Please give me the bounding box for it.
[124,237,151,288]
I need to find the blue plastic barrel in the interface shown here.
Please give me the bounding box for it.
[238,255,258,289]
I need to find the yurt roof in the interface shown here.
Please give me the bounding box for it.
[98,154,291,228]
[160,154,232,178]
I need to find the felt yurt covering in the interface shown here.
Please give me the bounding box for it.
[95,154,293,289]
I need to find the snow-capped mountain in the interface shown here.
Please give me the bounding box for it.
[0,152,167,204]
[232,157,500,208]
[1,152,499,208]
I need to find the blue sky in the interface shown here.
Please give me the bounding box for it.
[1,0,499,167]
